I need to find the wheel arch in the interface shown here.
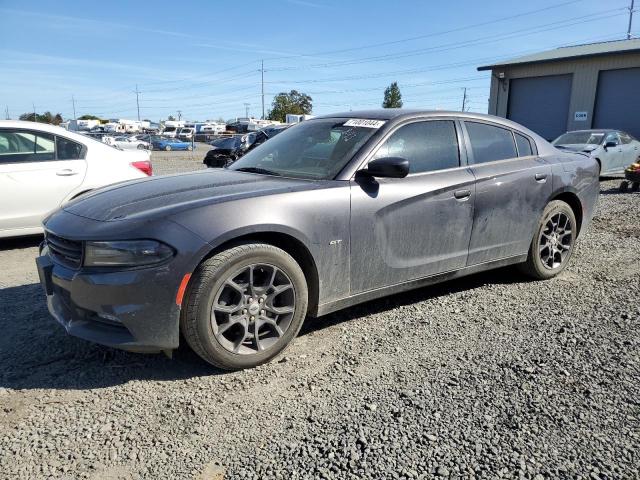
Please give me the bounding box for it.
[194,230,320,316]
[550,190,583,236]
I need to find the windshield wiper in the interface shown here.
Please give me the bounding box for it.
[234,167,281,176]
[554,145,568,149]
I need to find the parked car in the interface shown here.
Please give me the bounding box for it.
[113,136,151,150]
[177,127,195,141]
[243,124,290,155]
[152,138,194,151]
[36,110,599,370]
[0,120,152,238]
[552,129,640,176]
[203,136,245,167]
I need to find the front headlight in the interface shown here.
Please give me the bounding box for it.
[84,240,174,267]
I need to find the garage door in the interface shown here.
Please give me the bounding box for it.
[593,67,640,139]
[507,74,573,141]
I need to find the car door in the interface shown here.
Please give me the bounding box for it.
[0,129,87,233]
[619,132,640,168]
[602,132,624,172]
[349,119,476,294]
[462,121,552,265]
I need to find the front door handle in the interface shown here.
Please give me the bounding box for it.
[56,169,78,176]
[454,189,471,200]
[535,173,547,183]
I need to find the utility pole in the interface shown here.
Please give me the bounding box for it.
[177,110,182,121]
[244,103,250,118]
[261,60,265,119]
[461,88,468,112]
[71,95,77,120]
[33,103,37,122]
[134,84,141,121]
[628,0,635,40]
[4,106,9,120]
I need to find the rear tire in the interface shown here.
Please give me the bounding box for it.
[180,243,308,370]
[518,200,576,280]
[620,181,629,193]
[165,145,171,151]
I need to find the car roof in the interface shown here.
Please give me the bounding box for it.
[313,109,536,127]
[0,119,71,134]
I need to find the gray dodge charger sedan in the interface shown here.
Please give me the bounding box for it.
[36,110,599,370]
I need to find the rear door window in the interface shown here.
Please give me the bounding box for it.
[515,133,533,157]
[465,122,517,164]
[0,130,55,163]
[372,120,460,174]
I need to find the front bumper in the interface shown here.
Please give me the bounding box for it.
[36,210,211,353]
[37,246,181,353]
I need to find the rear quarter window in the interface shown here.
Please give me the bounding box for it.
[515,133,534,157]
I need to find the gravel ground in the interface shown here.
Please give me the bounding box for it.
[0,157,638,479]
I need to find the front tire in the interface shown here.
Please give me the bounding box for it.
[165,145,172,151]
[187,145,193,151]
[518,200,576,280]
[181,243,308,370]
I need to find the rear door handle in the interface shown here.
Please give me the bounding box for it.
[535,173,547,183]
[454,189,471,200]
[56,169,78,176]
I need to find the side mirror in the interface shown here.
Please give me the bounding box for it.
[363,157,409,178]
[604,140,617,149]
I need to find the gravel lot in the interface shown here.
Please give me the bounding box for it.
[0,152,638,479]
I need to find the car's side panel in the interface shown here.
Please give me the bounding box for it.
[171,184,352,307]
[547,151,600,236]
[466,156,552,265]
[349,168,476,293]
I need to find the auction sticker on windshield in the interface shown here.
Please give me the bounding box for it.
[343,119,386,129]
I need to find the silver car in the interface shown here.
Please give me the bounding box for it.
[552,129,640,176]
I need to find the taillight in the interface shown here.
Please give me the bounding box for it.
[131,160,152,176]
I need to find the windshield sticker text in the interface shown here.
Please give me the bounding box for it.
[344,119,386,129]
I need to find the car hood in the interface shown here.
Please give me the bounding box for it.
[554,143,599,153]
[63,169,326,222]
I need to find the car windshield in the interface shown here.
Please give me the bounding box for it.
[212,137,240,148]
[228,118,380,179]
[553,131,605,145]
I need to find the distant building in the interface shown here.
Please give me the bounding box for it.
[478,39,640,140]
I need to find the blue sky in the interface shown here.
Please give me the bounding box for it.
[0,0,636,122]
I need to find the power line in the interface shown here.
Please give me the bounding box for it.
[263,0,586,61]
[267,8,628,72]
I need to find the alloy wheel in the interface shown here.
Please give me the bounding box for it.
[539,212,572,269]
[211,263,296,355]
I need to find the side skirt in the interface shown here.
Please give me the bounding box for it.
[313,254,527,317]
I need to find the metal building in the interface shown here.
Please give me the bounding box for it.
[478,39,640,141]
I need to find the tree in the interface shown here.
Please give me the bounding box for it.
[79,114,102,121]
[267,90,312,122]
[19,111,64,125]
[382,82,403,108]
[167,115,176,121]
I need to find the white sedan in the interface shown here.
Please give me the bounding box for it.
[0,120,152,238]
[112,136,151,150]
[553,129,640,176]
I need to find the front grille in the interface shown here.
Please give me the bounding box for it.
[46,232,83,269]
